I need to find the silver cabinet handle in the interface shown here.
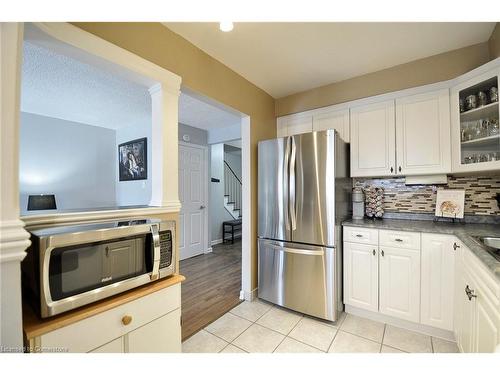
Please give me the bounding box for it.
[356,234,363,238]
[372,249,376,256]
[465,285,477,301]
[381,250,385,257]
[200,205,206,209]
[453,242,460,251]
[395,238,403,242]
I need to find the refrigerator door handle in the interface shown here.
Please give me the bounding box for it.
[284,136,291,231]
[267,243,324,256]
[289,136,297,231]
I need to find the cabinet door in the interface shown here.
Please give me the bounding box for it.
[379,246,420,323]
[127,308,181,353]
[350,100,396,177]
[89,337,124,353]
[286,113,313,136]
[313,108,350,142]
[456,269,476,353]
[451,69,500,173]
[396,89,451,175]
[474,288,500,353]
[277,117,288,137]
[420,234,455,330]
[343,242,378,312]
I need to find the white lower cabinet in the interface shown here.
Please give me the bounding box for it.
[344,242,378,312]
[344,226,500,353]
[127,308,181,353]
[31,283,182,353]
[420,233,455,331]
[455,243,500,353]
[379,246,420,323]
[90,337,124,353]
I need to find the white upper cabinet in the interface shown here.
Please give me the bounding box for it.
[396,89,451,175]
[420,233,455,331]
[451,68,500,173]
[350,100,396,177]
[312,107,350,142]
[278,113,313,137]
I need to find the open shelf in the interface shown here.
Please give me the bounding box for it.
[461,134,500,147]
[460,102,499,122]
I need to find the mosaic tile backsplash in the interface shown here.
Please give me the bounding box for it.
[353,175,500,216]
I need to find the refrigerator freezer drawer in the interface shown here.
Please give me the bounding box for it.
[258,238,341,322]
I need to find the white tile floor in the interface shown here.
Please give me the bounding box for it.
[182,299,460,353]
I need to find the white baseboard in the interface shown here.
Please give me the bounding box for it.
[211,239,223,246]
[205,247,213,254]
[242,288,258,302]
[345,305,456,342]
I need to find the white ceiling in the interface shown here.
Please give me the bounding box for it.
[178,92,242,130]
[22,40,240,132]
[164,22,497,98]
[21,41,152,130]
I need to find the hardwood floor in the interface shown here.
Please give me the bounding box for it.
[180,240,242,341]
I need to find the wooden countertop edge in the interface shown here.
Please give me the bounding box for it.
[23,274,185,340]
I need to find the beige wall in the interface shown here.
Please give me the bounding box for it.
[489,22,500,59]
[276,42,492,116]
[73,22,276,289]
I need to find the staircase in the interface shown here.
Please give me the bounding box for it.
[224,161,242,219]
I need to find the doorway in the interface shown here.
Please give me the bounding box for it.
[177,90,248,340]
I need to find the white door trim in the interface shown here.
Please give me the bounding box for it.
[179,141,209,257]
[240,116,252,300]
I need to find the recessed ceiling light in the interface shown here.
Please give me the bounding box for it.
[219,22,233,32]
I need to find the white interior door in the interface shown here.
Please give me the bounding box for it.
[179,143,207,260]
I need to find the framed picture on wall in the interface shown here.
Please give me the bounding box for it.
[118,137,147,181]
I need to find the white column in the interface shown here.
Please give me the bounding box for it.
[148,83,181,209]
[0,23,31,351]
[240,116,253,300]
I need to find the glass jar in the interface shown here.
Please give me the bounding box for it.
[465,94,477,110]
[489,119,499,136]
[478,91,489,106]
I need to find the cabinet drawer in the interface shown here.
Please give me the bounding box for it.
[343,226,378,245]
[40,283,181,353]
[379,230,420,250]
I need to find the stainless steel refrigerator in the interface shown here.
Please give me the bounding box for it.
[258,130,351,322]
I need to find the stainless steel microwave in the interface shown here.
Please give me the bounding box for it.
[22,218,175,318]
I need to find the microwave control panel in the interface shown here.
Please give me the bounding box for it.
[159,230,173,268]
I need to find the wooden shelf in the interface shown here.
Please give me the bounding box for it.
[461,134,500,147]
[460,102,499,122]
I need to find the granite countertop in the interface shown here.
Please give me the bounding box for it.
[343,218,500,281]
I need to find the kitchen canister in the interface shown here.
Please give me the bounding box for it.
[352,187,365,219]
[365,186,384,219]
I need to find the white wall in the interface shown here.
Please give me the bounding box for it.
[210,143,234,243]
[179,123,208,146]
[208,124,241,144]
[115,123,152,206]
[19,112,116,212]
[224,146,242,181]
